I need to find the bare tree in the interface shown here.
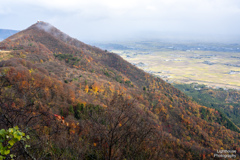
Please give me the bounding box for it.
[86,94,158,160]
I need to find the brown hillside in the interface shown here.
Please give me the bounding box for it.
[0,22,239,159]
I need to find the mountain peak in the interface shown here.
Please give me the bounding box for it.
[4,21,90,53]
[26,21,76,43]
[28,21,55,33]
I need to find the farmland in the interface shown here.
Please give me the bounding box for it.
[94,41,240,90]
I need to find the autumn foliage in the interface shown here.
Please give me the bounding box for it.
[0,22,239,159]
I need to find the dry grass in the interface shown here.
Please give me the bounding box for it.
[0,50,13,60]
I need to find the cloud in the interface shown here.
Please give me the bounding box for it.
[0,0,240,41]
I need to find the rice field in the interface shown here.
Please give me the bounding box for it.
[113,49,240,90]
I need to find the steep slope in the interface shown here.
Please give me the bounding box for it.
[174,83,240,130]
[0,22,239,159]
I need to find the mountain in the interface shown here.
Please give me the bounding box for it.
[0,29,19,41]
[0,21,239,159]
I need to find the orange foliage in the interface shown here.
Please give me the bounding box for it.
[85,85,89,93]
[91,82,99,93]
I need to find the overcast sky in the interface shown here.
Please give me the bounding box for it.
[0,0,240,42]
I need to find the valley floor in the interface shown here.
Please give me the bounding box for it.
[95,41,240,90]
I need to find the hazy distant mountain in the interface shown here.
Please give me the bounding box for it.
[0,29,19,41]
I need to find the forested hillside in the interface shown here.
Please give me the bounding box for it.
[174,83,240,130]
[0,22,239,159]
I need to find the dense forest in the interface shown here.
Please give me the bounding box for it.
[0,22,239,159]
[174,83,240,130]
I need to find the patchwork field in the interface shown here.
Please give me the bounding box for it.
[94,41,240,90]
[116,50,240,89]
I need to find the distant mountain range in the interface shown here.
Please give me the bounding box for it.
[0,22,239,159]
[0,29,19,41]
